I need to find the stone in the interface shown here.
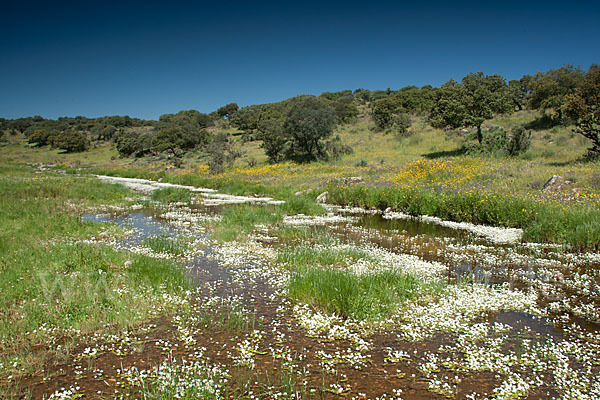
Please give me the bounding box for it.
[343,176,364,184]
[316,191,328,204]
[542,175,572,193]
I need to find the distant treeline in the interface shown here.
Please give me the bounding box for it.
[1,64,598,164]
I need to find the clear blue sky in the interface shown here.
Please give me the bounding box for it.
[1,0,598,120]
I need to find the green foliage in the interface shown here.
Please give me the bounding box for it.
[564,65,600,157]
[51,131,89,153]
[325,182,600,251]
[278,195,326,216]
[0,168,188,371]
[212,204,283,242]
[429,80,468,129]
[157,109,212,133]
[506,126,532,156]
[355,158,368,167]
[216,102,239,119]
[151,187,192,204]
[287,266,418,319]
[324,134,354,159]
[9,118,34,133]
[152,127,194,155]
[254,103,288,162]
[207,133,241,173]
[154,110,212,153]
[508,79,528,111]
[143,234,190,256]
[277,245,374,270]
[254,95,338,163]
[372,97,412,133]
[319,89,353,101]
[394,85,436,114]
[98,125,117,141]
[333,95,359,123]
[464,126,509,156]
[528,65,585,120]
[116,130,153,157]
[430,72,513,143]
[229,104,264,138]
[27,129,53,147]
[282,96,337,162]
[464,126,530,157]
[353,88,371,103]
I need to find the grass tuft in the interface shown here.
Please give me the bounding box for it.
[151,187,192,204]
[288,266,418,320]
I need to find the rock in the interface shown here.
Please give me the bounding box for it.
[316,191,328,204]
[329,176,364,185]
[343,176,364,184]
[542,175,572,193]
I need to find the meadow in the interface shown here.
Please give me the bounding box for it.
[1,110,600,399]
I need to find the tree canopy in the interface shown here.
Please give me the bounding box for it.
[282,96,337,162]
[564,65,600,157]
[430,72,513,143]
[52,131,88,153]
[528,65,585,120]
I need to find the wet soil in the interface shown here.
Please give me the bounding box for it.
[9,206,600,399]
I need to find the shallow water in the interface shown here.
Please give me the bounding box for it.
[327,212,600,325]
[82,210,233,284]
[78,204,600,399]
[85,206,600,335]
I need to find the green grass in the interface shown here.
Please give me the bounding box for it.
[151,187,192,203]
[278,238,437,321]
[211,204,283,242]
[287,266,419,320]
[196,303,258,335]
[0,165,189,381]
[3,110,600,251]
[276,244,374,270]
[143,234,190,256]
[325,182,600,250]
[274,226,336,245]
[122,357,228,400]
[278,194,326,216]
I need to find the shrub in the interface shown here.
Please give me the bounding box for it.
[52,131,88,153]
[506,127,532,156]
[27,129,52,147]
[325,134,353,160]
[206,133,241,174]
[116,131,153,157]
[372,97,412,133]
[355,158,368,167]
[464,126,508,156]
[464,126,531,157]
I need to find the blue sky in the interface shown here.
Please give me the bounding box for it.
[1,0,598,120]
